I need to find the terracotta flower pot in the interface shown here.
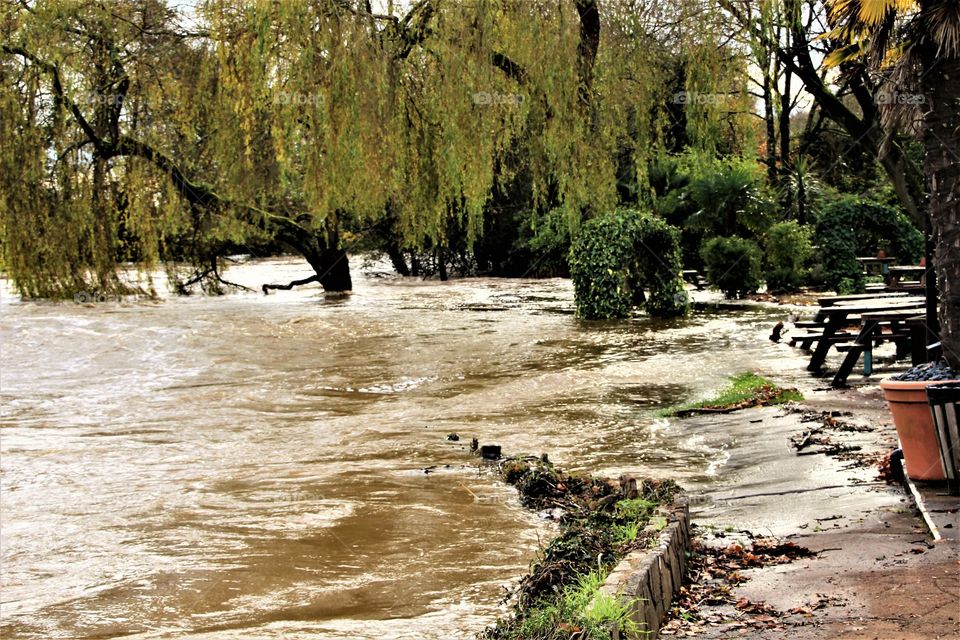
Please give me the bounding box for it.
[880,378,960,480]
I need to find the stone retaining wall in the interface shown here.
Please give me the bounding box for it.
[599,496,691,638]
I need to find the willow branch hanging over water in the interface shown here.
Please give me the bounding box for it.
[0,0,751,298]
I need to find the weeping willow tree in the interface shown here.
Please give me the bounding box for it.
[1,0,752,299]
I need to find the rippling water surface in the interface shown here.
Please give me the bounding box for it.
[0,257,813,639]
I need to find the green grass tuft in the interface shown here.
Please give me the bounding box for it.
[513,571,644,640]
[658,372,803,417]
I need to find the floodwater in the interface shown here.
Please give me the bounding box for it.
[0,257,814,639]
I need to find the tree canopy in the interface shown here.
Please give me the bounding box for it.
[1,0,751,298]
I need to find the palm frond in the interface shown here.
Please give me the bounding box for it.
[919,0,960,58]
[823,0,918,67]
[824,41,867,67]
[858,0,916,26]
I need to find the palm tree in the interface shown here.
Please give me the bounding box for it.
[824,0,960,368]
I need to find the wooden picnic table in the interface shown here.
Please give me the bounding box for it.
[817,291,911,307]
[812,294,922,323]
[886,265,928,287]
[831,295,924,307]
[682,269,704,290]
[806,299,925,371]
[831,309,923,386]
[886,283,925,293]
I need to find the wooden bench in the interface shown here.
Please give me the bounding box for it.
[835,332,909,352]
[886,265,928,288]
[790,331,864,351]
[806,300,924,371]
[682,270,705,290]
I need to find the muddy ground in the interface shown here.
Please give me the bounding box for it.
[664,386,959,639]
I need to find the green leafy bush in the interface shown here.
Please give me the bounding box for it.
[813,196,923,293]
[652,153,777,269]
[700,236,762,298]
[763,221,813,293]
[684,157,776,237]
[569,209,688,320]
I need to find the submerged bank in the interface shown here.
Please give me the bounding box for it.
[480,456,680,640]
[661,372,803,417]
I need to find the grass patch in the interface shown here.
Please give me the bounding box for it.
[510,571,643,640]
[659,372,802,418]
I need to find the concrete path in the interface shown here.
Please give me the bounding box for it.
[673,386,959,639]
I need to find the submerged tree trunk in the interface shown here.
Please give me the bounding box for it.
[437,247,448,281]
[90,155,116,289]
[281,225,353,293]
[386,245,411,276]
[312,247,353,292]
[923,52,960,368]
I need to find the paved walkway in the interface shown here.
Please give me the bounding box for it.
[681,386,959,639]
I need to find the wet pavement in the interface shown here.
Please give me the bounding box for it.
[672,385,960,639]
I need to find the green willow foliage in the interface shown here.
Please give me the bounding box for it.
[1,0,752,298]
[569,209,687,320]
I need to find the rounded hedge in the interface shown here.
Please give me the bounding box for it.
[700,236,763,298]
[813,196,924,293]
[764,221,813,293]
[569,209,688,320]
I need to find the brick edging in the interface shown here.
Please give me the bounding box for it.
[598,496,691,638]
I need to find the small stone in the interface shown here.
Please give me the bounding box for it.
[446,433,460,441]
[479,444,502,460]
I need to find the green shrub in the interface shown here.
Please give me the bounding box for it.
[700,236,762,298]
[651,153,777,269]
[569,209,688,320]
[836,277,860,295]
[813,196,924,293]
[684,157,776,237]
[763,221,813,293]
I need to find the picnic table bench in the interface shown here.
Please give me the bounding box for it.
[817,291,911,307]
[802,299,925,371]
[812,293,920,323]
[789,295,922,349]
[886,265,928,288]
[682,269,705,290]
[831,309,923,386]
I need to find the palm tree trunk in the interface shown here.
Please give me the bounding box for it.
[923,52,960,368]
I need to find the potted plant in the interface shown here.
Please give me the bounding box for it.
[876,239,891,260]
[880,362,960,481]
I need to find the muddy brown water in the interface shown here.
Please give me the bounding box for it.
[0,258,815,639]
